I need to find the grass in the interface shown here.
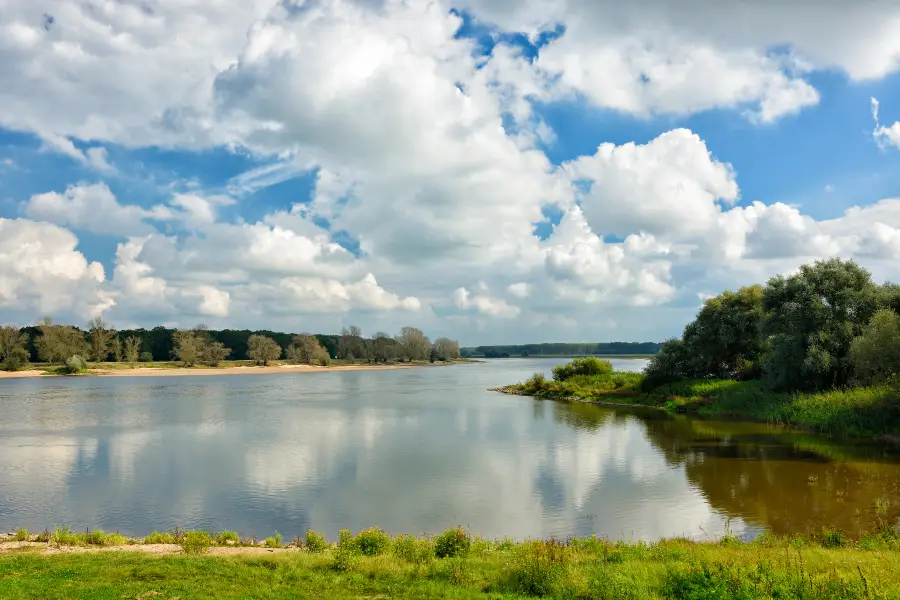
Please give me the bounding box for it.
[3,527,900,599]
[497,366,900,440]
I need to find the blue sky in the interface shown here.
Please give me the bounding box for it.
[2,0,900,344]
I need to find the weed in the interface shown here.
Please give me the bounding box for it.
[305,530,329,553]
[144,531,175,545]
[14,529,29,542]
[504,538,572,597]
[434,526,471,558]
[429,557,475,586]
[354,527,390,556]
[263,532,282,549]
[393,535,434,564]
[215,531,240,545]
[180,531,212,555]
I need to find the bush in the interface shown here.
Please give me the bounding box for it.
[263,532,282,548]
[139,352,153,362]
[1,347,30,372]
[64,354,89,374]
[523,372,547,393]
[641,339,690,390]
[305,530,329,552]
[85,529,128,546]
[506,539,572,597]
[355,527,390,556]
[215,531,240,545]
[393,535,434,564]
[180,530,212,554]
[14,529,29,542]
[145,531,175,544]
[552,357,613,382]
[850,309,900,385]
[434,526,471,558]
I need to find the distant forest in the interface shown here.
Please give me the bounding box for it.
[460,342,663,358]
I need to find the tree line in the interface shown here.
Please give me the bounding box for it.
[461,342,663,358]
[0,319,460,371]
[644,258,900,392]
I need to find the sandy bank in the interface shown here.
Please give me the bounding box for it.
[0,362,449,380]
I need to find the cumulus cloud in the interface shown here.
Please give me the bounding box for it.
[0,218,112,320]
[872,97,900,149]
[454,287,521,318]
[23,184,162,236]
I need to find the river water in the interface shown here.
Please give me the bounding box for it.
[1,358,898,541]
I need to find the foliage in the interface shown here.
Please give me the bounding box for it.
[263,532,282,548]
[172,330,204,366]
[462,341,663,357]
[215,531,240,545]
[287,334,330,365]
[505,539,572,597]
[434,526,471,558]
[14,529,29,542]
[64,354,89,374]
[432,338,461,361]
[552,356,613,381]
[305,530,329,553]
[397,326,430,362]
[850,309,900,385]
[642,338,692,389]
[203,341,232,366]
[124,336,141,363]
[144,531,176,544]
[393,535,435,564]
[247,334,281,366]
[36,318,87,364]
[87,317,115,362]
[139,351,153,362]
[0,325,30,371]
[353,527,391,556]
[180,530,212,554]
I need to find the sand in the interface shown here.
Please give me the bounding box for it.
[0,362,439,380]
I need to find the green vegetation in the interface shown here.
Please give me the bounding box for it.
[462,342,662,358]
[3,527,900,599]
[500,259,900,440]
[3,319,460,372]
[62,354,88,375]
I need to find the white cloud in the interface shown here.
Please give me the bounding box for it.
[507,282,532,298]
[454,287,521,318]
[872,97,900,149]
[0,218,112,319]
[23,183,158,237]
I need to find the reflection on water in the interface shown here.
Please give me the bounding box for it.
[1,358,898,541]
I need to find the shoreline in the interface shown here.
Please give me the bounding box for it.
[0,361,470,380]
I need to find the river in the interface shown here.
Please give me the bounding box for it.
[1,358,898,541]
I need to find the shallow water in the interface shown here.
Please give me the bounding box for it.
[1,358,898,541]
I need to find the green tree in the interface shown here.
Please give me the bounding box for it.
[109,336,123,362]
[202,341,231,366]
[172,330,203,366]
[36,317,87,363]
[87,317,115,362]
[248,334,281,366]
[124,336,141,363]
[397,326,430,362]
[370,332,397,363]
[0,326,30,371]
[761,258,879,391]
[287,334,329,365]
[337,326,367,360]
[641,338,691,389]
[432,338,461,361]
[849,309,900,385]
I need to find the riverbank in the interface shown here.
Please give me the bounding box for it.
[0,359,476,380]
[492,368,900,441]
[2,526,899,599]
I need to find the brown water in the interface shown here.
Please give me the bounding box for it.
[0,358,898,540]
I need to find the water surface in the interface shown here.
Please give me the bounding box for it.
[1,358,898,541]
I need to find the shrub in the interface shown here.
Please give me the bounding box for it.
[263,532,282,548]
[850,309,900,385]
[51,526,83,546]
[332,529,358,572]
[523,372,547,393]
[552,357,613,382]
[145,531,175,544]
[180,530,212,554]
[215,531,240,545]
[85,529,128,546]
[305,530,329,552]
[14,528,29,542]
[139,352,153,362]
[1,347,30,372]
[434,526,471,558]
[393,535,434,564]
[429,557,475,586]
[355,527,390,556]
[64,354,89,374]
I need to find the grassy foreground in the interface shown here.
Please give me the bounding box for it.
[495,367,900,440]
[3,526,900,599]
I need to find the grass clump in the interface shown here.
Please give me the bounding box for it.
[392,534,434,564]
[434,526,471,559]
[215,530,241,545]
[354,527,390,556]
[14,529,29,542]
[304,530,329,553]
[504,538,572,597]
[144,531,175,544]
[263,532,282,549]
[64,354,89,374]
[180,530,212,554]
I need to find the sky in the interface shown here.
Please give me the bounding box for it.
[2,0,900,346]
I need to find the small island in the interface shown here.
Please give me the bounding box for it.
[493,258,900,442]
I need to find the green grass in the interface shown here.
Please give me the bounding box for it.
[499,368,900,440]
[3,528,900,599]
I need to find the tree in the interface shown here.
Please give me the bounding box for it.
[761,258,879,391]
[172,330,203,366]
[371,332,397,363]
[248,334,281,366]
[109,336,123,362]
[432,338,460,361]
[338,326,367,360]
[36,317,87,363]
[850,309,900,385]
[641,338,691,390]
[287,334,329,365]
[0,326,30,371]
[397,326,430,362]
[87,317,115,362]
[124,336,142,363]
[202,341,231,366]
